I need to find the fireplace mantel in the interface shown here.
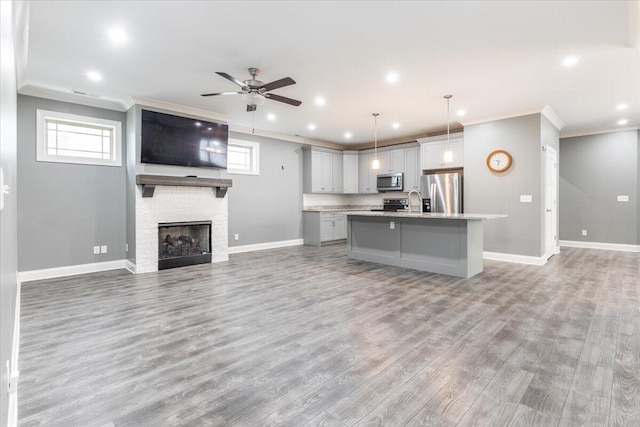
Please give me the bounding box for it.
[136,174,232,198]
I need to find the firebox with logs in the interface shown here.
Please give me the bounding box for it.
[158,221,212,270]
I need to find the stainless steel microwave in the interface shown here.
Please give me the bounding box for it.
[376,173,403,192]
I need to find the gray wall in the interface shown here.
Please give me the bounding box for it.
[17,95,127,271]
[464,114,544,257]
[559,130,638,244]
[1,2,19,423]
[222,132,303,246]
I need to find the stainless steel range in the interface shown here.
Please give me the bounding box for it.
[371,198,409,212]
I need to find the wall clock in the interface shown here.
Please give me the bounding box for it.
[486,149,512,173]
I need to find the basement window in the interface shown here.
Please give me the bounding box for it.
[36,109,122,167]
[227,139,260,175]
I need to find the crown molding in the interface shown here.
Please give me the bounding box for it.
[19,84,128,111]
[130,96,231,122]
[459,106,547,127]
[230,124,343,150]
[560,126,639,139]
[540,105,565,130]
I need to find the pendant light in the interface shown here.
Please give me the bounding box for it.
[372,113,380,170]
[443,94,453,163]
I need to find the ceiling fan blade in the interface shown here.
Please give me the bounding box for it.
[265,93,302,106]
[262,77,296,92]
[200,91,243,97]
[216,72,249,88]
[246,104,257,112]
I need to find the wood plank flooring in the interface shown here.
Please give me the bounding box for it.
[18,244,640,426]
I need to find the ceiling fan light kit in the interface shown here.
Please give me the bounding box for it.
[201,67,302,112]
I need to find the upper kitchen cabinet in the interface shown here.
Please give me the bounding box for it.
[303,147,344,193]
[404,147,420,191]
[358,152,378,193]
[419,135,464,171]
[343,151,359,193]
[377,149,405,174]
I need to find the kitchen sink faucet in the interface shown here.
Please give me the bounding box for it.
[407,189,422,213]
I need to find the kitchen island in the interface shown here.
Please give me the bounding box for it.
[342,211,506,278]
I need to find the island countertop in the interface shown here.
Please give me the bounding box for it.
[338,211,507,220]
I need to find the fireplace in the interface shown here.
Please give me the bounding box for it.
[158,221,212,270]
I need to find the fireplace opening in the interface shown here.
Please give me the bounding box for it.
[158,220,212,270]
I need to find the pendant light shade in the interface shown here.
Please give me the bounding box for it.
[444,94,453,163]
[372,113,380,170]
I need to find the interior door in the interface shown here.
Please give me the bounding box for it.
[544,146,558,257]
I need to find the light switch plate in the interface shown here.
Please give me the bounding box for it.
[100,245,107,254]
[617,195,629,202]
[93,246,100,255]
[520,195,533,203]
[390,221,395,230]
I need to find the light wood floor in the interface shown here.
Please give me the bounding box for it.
[18,244,640,426]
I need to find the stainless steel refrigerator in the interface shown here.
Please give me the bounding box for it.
[419,172,463,213]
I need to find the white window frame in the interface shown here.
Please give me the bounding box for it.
[226,139,260,175]
[36,109,123,167]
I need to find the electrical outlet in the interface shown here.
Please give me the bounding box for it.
[520,195,533,203]
[125,243,129,252]
[390,221,395,230]
[234,234,239,241]
[617,195,629,202]
[582,230,587,236]
[100,245,107,254]
[93,246,100,254]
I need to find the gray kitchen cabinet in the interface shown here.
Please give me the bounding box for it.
[303,212,347,246]
[419,136,464,171]
[343,151,359,193]
[358,152,378,193]
[404,147,420,191]
[303,147,344,193]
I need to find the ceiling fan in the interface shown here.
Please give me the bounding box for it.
[201,67,302,111]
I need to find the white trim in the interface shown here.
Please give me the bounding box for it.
[18,84,128,111]
[125,260,137,274]
[17,259,131,283]
[483,251,548,266]
[227,138,260,175]
[560,126,639,139]
[131,96,230,123]
[560,240,640,253]
[36,109,123,167]
[459,106,549,127]
[540,105,565,131]
[8,274,21,427]
[227,239,304,254]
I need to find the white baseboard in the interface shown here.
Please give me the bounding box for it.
[8,274,21,427]
[483,251,548,266]
[560,240,640,253]
[17,259,130,283]
[227,239,304,254]
[124,260,137,274]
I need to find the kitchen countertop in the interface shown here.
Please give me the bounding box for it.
[303,205,379,212]
[338,211,507,220]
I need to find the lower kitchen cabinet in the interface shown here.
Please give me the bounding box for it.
[303,212,347,246]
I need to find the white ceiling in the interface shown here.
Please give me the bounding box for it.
[18,0,640,145]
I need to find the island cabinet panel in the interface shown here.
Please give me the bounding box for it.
[346,215,485,278]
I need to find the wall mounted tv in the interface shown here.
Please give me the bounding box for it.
[141,109,228,169]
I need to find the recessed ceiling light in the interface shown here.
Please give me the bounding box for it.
[207,127,212,131]
[194,122,202,127]
[391,122,400,129]
[87,71,102,82]
[457,109,466,117]
[386,72,399,84]
[563,56,579,67]
[314,96,326,107]
[344,132,352,139]
[307,123,316,130]
[107,27,128,44]
[617,119,628,125]
[267,113,276,121]
[616,104,628,111]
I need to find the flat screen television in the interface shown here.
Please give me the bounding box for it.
[141,109,228,169]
